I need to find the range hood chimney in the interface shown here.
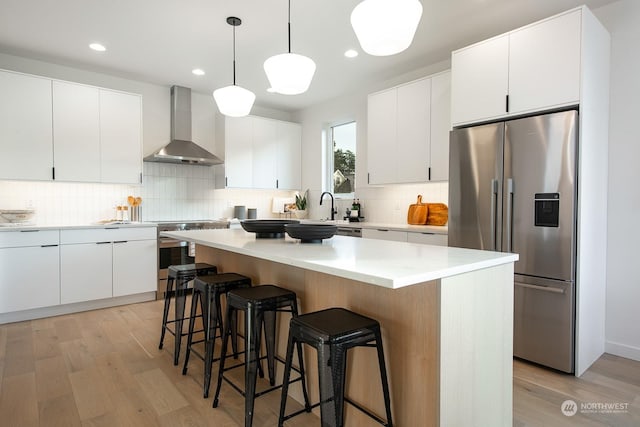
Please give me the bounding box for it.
[144,85,223,166]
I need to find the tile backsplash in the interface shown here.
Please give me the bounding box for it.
[0,163,299,225]
[0,179,141,225]
[308,182,449,223]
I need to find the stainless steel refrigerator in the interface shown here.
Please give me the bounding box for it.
[448,110,578,373]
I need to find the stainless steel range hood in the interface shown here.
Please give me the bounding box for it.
[145,86,223,166]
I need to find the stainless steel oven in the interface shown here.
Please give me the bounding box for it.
[155,221,229,299]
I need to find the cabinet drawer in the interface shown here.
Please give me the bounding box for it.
[60,226,156,244]
[407,232,448,246]
[0,230,59,248]
[362,229,408,242]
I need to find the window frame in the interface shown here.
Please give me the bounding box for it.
[326,120,357,200]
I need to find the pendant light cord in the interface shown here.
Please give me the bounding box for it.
[287,0,291,53]
[232,23,237,85]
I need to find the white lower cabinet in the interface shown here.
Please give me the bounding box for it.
[362,228,408,242]
[407,232,448,246]
[61,242,113,304]
[60,227,156,304]
[113,239,157,297]
[0,243,60,314]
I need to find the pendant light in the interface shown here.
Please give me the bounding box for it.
[351,0,423,56]
[213,17,256,117]
[263,0,316,95]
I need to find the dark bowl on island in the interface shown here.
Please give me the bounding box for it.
[284,223,338,243]
[240,219,300,238]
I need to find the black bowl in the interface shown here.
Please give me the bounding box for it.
[240,219,300,238]
[284,223,338,243]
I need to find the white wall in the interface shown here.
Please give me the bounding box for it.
[292,60,450,221]
[594,0,640,362]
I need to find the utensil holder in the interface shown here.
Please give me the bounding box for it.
[130,206,141,222]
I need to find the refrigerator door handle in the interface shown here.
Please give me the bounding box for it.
[506,178,514,252]
[491,179,498,251]
[515,282,565,294]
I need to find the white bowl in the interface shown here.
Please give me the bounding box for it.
[0,209,35,223]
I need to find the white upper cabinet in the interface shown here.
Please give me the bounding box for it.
[224,116,302,190]
[451,8,583,126]
[367,88,397,185]
[451,35,509,126]
[0,69,142,183]
[251,117,278,189]
[0,70,53,181]
[508,10,581,114]
[99,89,142,184]
[53,81,101,182]
[396,78,431,183]
[430,71,451,181]
[276,121,302,190]
[367,71,450,185]
[224,117,254,188]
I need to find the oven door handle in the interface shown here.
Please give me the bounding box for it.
[158,238,189,248]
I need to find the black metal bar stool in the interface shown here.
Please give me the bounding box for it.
[158,263,217,365]
[212,285,311,427]
[278,307,393,427]
[182,272,252,398]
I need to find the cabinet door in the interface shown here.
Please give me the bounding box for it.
[0,71,53,181]
[407,232,448,246]
[0,245,60,313]
[367,89,397,184]
[430,71,451,181]
[451,34,509,126]
[276,121,302,190]
[113,240,157,297]
[508,10,581,114]
[61,243,113,304]
[99,90,142,184]
[52,81,101,182]
[362,228,407,242]
[251,117,278,189]
[397,78,431,183]
[224,117,253,188]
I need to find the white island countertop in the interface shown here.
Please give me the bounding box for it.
[162,228,517,289]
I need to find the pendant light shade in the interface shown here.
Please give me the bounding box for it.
[264,53,316,95]
[263,0,316,95]
[213,85,256,117]
[351,0,423,56]
[214,17,255,117]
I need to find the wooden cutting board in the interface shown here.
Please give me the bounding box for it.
[426,203,449,226]
[407,195,428,225]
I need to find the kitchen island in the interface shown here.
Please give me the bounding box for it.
[162,228,518,427]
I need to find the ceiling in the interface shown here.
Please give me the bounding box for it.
[0,0,617,113]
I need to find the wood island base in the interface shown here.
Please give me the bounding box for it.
[197,245,513,427]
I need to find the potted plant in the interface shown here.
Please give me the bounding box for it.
[293,189,308,219]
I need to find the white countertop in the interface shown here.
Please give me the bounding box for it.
[162,228,516,289]
[0,222,157,232]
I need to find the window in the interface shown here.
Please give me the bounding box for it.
[330,121,356,197]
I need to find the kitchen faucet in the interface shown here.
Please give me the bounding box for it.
[319,191,337,220]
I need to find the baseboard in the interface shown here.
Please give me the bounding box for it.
[605,340,640,362]
[0,292,156,325]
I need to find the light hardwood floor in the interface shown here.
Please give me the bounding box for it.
[0,300,638,426]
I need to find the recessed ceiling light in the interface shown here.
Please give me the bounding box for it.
[344,49,359,58]
[267,87,276,93]
[89,43,106,52]
[192,68,205,76]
